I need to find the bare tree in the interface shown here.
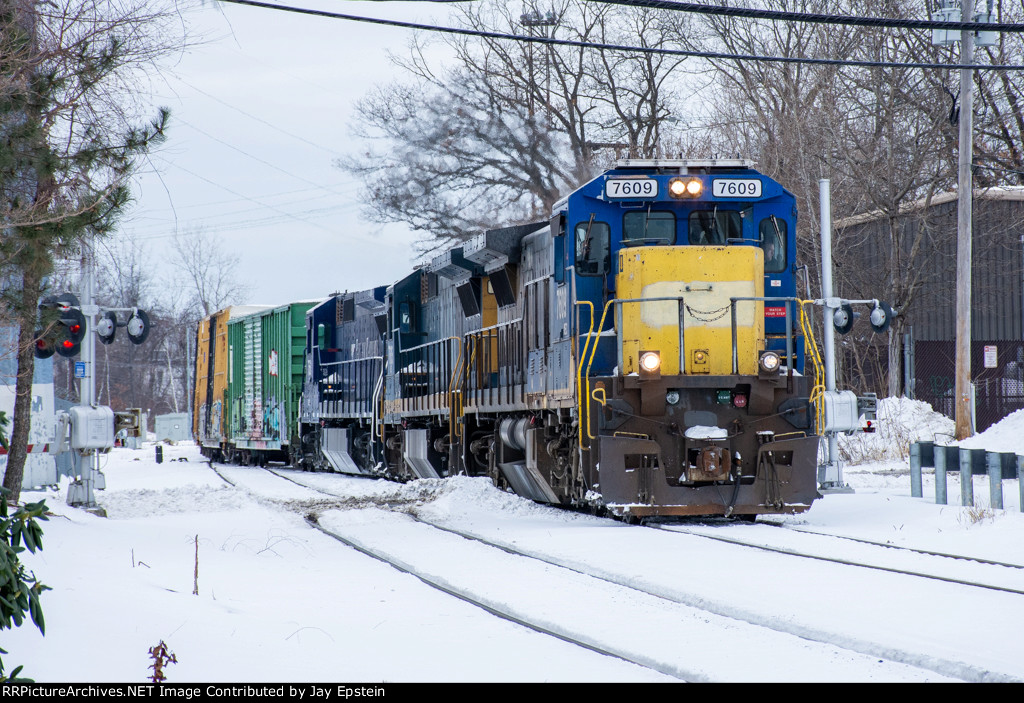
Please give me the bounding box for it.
[972,0,1024,187]
[683,0,862,250]
[828,6,958,395]
[170,226,250,320]
[341,0,695,251]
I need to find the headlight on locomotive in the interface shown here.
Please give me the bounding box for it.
[668,177,703,198]
[758,351,781,374]
[639,351,661,379]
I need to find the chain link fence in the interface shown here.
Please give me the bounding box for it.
[913,340,1024,432]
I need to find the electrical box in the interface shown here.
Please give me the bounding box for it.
[821,390,861,433]
[114,408,143,437]
[931,3,960,46]
[69,406,115,450]
[974,11,997,47]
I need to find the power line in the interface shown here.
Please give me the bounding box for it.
[163,160,343,235]
[176,117,347,195]
[587,0,1024,33]
[176,78,344,156]
[125,201,361,240]
[212,0,1024,70]
[130,184,360,215]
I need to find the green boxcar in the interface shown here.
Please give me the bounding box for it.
[225,301,318,464]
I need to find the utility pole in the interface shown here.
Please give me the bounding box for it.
[818,179,845,490]
[66,240,102,510]
[934,0,992,439]
[955,0,976,439]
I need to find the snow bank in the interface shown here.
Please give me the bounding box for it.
[839,397,955,465]
[955,407,1024,454]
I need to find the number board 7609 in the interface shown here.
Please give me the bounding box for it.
[605,178,658,200]
[711,179,762,198]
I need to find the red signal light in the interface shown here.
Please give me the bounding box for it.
[62,340,74,350]
[69,324,81,334]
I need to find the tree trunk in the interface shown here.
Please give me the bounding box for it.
[3,267,42,504]
[888,318,904,398]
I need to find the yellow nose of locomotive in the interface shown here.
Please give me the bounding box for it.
[617,246,765,376]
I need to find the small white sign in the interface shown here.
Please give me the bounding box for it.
[269,349,279,377]
[984,345,998,369]
[605,178,658,199]
[712,178,762,198]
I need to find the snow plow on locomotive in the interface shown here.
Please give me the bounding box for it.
[286,159,879,518]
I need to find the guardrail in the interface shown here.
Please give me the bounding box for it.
[910,441,1024,511]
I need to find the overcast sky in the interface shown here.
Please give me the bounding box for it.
[122,0,460,307]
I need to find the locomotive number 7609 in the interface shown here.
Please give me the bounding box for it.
[712,179,762,198]
[605,178,658,199]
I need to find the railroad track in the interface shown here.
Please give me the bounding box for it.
[207,463,683,681]
[758,520,1024,570]
[653,522,1024,597]
[204,462,1016,682]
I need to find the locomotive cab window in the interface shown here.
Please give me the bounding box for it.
[575,220,610,276]
[760,217,787,273]
[688,210,741,245]
[622,210,675,245]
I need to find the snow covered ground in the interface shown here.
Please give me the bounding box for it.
[6,399,1024,682]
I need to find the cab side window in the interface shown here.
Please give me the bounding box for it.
[759,217,787,273]
[575,221,610,276]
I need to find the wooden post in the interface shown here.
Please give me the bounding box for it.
[955,0,976,439]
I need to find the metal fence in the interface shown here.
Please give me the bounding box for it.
[913,340,1024,432]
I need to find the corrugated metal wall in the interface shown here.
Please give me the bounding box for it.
[838,196,1024,342]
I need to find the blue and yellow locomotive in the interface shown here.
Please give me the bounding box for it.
[298,159,821,518]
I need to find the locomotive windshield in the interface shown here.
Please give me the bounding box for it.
[688,209,741,245]
[622,210,675,245]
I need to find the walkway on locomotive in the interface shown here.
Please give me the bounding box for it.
[382,224,555,420]
[566,160,804,381]
[303,290,387,424]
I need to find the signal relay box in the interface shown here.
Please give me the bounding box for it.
[69,406,115,450]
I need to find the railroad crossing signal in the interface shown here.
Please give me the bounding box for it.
[96,311,117,344]
[831,300,893,336]
[34,293,86,358]
[33,294,150,358]
[33,332,56,359]
[57,308,87,357]
[126,309,150,344]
